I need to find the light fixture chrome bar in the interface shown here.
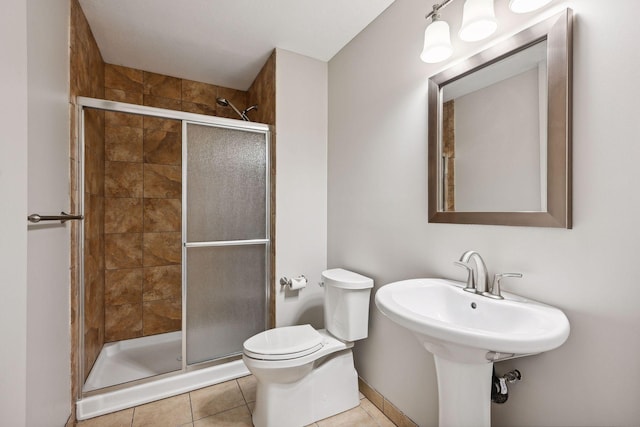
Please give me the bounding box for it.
[426,0,454,20]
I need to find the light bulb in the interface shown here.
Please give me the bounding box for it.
[421,20,453,63]
[459,0,497,42]
[509,0,553,14]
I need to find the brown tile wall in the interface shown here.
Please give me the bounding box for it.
[82,109,106,368]
[100,62,280,341]
[102,68,184,341]
[246,50,276,126]
[70,0,105,389]
[100,61,283,341]
[103,64,250,121]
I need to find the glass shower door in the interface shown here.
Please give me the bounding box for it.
[183,123,269,365]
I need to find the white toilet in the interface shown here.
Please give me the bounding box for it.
[242,268,374,427]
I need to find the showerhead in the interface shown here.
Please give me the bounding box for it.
[216,97,230,107]
[215,97,258,122]
[216,97,246,120]
[242,105,258,115]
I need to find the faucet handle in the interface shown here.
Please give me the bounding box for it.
[454,261,476,293]
[483,273,523,300]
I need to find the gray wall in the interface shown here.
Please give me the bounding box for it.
[27,0,71,424]
[0,0,29,425]
[328,0,640,425]
[0,0,71,425]
[275,49,328,328]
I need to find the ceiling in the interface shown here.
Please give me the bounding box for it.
[79,0,396,90]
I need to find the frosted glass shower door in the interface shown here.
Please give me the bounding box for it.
[184,123,269,365]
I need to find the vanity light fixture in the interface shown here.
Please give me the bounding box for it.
[421,3,454,63]
[421,0,553,63]
[509,0,553,14]
[459,0,497,41]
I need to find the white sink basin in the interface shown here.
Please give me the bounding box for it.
[375,278,570,361]
[376,277,570,426]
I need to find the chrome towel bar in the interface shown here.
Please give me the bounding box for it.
[28,212,84,224]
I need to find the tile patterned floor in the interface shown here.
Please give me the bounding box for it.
[77,375,397,427]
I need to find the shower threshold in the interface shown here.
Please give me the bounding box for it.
[77,353,249,420]
[84,331,182,392]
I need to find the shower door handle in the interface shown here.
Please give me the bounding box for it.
[28,211,84,224]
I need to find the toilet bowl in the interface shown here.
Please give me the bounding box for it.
[242,268,373,427]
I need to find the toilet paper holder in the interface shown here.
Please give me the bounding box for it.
[280,275,307,288]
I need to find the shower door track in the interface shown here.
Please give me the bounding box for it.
[75,96,272,415]
[77,97,269,131]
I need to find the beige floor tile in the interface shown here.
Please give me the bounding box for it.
[77,408,134,427]
[132,394,192,427]
[190,380,246,420]
[193,405,252,427]
[317,406,378,427]
[237,375,257,403]
[247,401,256,414]
[360,398,397,427]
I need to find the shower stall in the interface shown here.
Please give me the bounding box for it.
[76,97,271,419]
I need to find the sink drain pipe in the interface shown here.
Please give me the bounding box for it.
[491,367,522,404]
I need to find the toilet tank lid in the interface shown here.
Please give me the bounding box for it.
[321,268,373,289]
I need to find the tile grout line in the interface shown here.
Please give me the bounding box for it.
[245,403,253,422]
[359,400,390,427]
[236,378,248,404]
[188,391,195,425]
[358,400,376,425]
[237,377,254,424]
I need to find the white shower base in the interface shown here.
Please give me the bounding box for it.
[78,331,249,420]
[84,331,182,392]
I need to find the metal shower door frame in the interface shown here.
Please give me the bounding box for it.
[181,119,271,369]
[76,96,271,396]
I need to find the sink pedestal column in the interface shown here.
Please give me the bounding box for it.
[433,356,493,427]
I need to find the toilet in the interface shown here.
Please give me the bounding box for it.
[242,268,374,427]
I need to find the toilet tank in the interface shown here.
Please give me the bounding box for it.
[322,268,374,342]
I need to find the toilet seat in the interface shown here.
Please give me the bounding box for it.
[243,324,324,361]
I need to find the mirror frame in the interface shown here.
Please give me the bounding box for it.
[428,9,572,228]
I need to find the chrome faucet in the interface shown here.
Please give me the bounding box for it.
[454,250,490,294]
[454,250,523,299]
[484,272,522,299]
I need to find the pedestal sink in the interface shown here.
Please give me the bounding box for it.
[375,278,570,427]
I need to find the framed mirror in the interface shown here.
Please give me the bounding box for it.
[428,9,572,228]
